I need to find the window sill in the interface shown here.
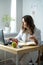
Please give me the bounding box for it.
[4,32,18,38]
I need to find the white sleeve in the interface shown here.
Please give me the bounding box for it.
[15,30,22,41]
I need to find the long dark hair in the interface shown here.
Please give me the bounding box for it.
[22,15,35,35]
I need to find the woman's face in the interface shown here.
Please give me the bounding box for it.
[22,18,27,29]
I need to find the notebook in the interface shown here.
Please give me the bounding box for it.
[18,41,36,46]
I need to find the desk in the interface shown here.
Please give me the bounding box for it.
[0,44,43,65]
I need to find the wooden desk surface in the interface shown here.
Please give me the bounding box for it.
[0,44,43,55]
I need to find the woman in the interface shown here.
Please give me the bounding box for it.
[15,15,41,65]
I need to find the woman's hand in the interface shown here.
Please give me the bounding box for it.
[8,38,18,44]
[29,36,38,45]
[12,39,18,44]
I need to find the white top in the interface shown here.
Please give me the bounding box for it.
[15,27,41,45]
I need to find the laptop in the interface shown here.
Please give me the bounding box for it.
[0,29,12,45]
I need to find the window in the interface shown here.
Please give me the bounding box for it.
[0,0,16,34]
[10,0,16,33]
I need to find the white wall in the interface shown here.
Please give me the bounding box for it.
[23,0,43,41]
[0,0,11,29]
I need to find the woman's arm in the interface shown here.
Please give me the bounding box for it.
[15,30,22,41]
[29,36,38,45]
